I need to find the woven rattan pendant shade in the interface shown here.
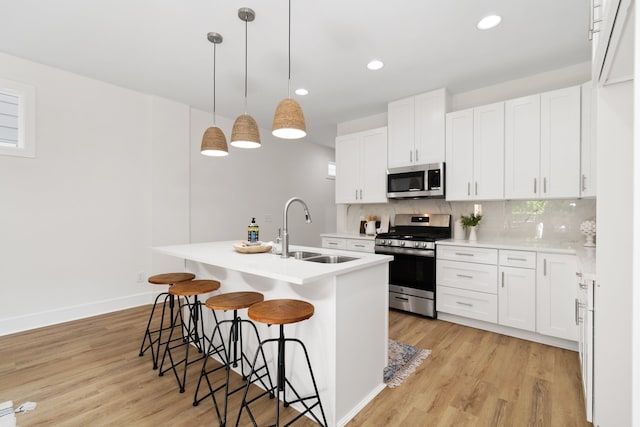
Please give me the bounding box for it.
[272,98,306,139]
[231,114,261,148]
[201,126,228,156]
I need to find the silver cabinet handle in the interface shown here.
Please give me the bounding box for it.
[415,149,419,162]
[475,181,478,196]
[355,189,358,200]
[501,271,505,288]
[359,189,363,199]
[455,252,474,257]
[543,258,547,276]
[582,174,587,192]
[534,178,537,194]
[353,244,365,248]
[507,257,527,262]
[456,274,473,279]
[543,177,547,193]
[409,150,413,163]
[467,182,470,196]
[456,301,473,307]
[328,242,339,246]
[575,298,579,325]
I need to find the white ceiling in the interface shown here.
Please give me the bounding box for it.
[0,0,590,147]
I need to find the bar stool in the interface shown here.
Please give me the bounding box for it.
[194,291,274,427]
[138,272,195,369]
[159,279,221,393]
[236,299,327,427]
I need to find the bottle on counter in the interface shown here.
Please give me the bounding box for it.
[248,217,259,243]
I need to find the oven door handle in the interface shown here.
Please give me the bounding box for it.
[375,248,435,257]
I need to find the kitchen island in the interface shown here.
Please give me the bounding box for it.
[154,241,392,427]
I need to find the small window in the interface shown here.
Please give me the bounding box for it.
[0,78,35,158]
[327,161,336,180]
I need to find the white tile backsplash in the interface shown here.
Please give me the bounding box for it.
[340,198,596,245]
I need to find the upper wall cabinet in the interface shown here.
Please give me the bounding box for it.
[581,82,597,198]
[505,85,581,200]
[388,88,449,168]
[335,127,388,204]
[446,102,505,201]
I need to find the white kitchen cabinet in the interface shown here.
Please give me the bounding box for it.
[498,250,537,332]
[321,236,375,253]
[592,0,634,86]
[581,82,597,198]
[446,103,504,201]
[388,88,448,168]
[577,271,594,422]
[536,253,578,341]
[504,86,581,199]
[335,127,388,204]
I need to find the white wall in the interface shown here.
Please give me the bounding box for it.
[0,52,335,335]
[189,109,336,246]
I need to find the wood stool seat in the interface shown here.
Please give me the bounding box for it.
[148,272,195,285]
[248,299,314,325]
[205,291,264,311]
[169,279,220,296]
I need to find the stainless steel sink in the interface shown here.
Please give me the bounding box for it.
[303,254,359,264]
[288,251,322,260]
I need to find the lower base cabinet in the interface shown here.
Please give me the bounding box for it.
[498,250,536,332]
[537,253,579,341]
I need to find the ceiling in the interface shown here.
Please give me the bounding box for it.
[0,0,590,147]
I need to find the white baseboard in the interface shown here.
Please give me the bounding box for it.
[336,383,386,427]
[0,291,161,336]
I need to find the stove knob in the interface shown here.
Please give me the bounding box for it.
[422,242,427,248]
[400,241,405,247]
[414,242,420,248]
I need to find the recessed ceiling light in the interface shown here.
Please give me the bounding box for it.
[477,15,502,30]
[367,60,384,71]
[295,88,309,96]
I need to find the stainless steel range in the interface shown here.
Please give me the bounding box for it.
[374,213,451,318]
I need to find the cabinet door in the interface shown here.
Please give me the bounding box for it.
[360,127,388,203]
[445,109,474,201]
[499,266,536,331]
[387,97,415,168]
[473,102,505,200]
[414,89,446,164]
[540,86,581,198]
[505,95,541,199]
[335,134,360,204]
[536,253,578,341]
[581,82,597,197]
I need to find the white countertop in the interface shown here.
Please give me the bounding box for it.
[154,240,392,285]
[320,233,376,240]
[436,238,579,255]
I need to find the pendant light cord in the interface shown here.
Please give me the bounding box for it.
[287,0,292,98]
[244,17,248,113]
[212,42,217,126]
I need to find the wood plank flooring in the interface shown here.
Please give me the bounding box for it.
[0,306,591,426]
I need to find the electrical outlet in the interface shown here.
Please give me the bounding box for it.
[264,214,273,223]
[137,272,145,283]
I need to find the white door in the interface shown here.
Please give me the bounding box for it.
[335,134,360,204]
[473,102,505,200]
[505,95,541,199]
[414,89,446,164]
[360,127,388,204]
[498,266,536,331]
[536,253,578,341]
[540,85,581,198]
[387,97,415,168]
[445,109,473,201]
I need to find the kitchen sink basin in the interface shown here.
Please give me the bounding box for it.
[288,251,322,259]
[303,255,359,264]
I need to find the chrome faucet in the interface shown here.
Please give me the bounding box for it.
[281,197,312,258]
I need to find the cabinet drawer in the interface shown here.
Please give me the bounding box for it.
[499,250,536,269]
[436,285,498,323]
[437,245,498,264]
[321,237,346,250]
[346,239,375,253]
[436,260,498,294]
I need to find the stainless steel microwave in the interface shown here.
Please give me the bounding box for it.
[386,163,445,199]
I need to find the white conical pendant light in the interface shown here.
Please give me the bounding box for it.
[272,0,306,139]
[231,7,261,149]
[201,32,228,157]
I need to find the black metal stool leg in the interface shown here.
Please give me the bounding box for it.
[138,291,171,369]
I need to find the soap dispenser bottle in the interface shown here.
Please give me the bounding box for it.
[248,217,259,243]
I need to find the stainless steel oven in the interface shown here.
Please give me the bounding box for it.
[375,213,451,318]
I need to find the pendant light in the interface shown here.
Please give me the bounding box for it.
[272,0,306,139]
[201,32,228,157]
[231,8,261,149]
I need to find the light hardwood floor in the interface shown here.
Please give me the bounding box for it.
[0,306,591,426]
